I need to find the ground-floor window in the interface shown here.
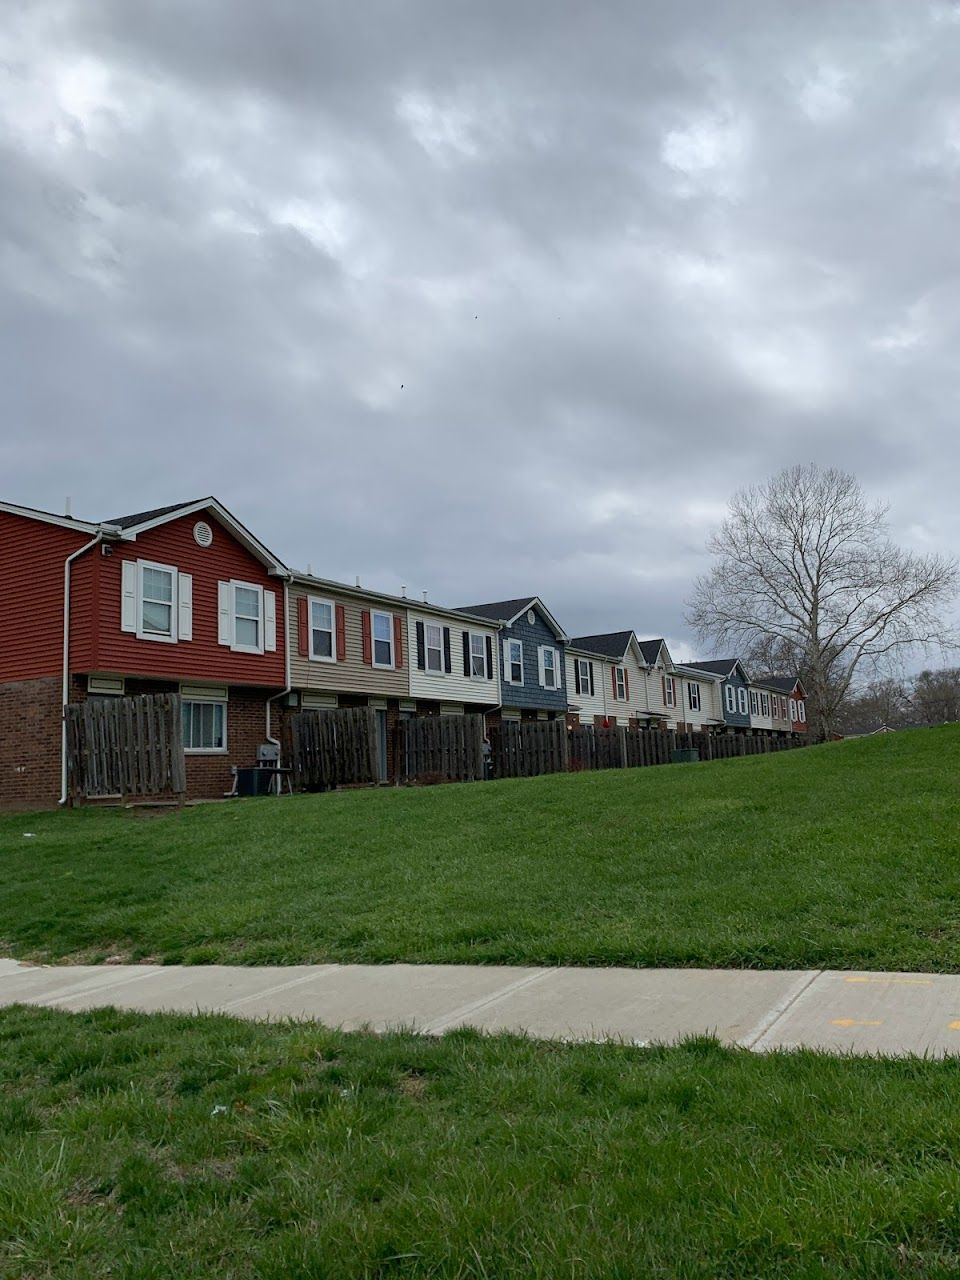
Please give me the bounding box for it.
[182,700,227,752]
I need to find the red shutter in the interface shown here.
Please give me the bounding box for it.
[361,610,372,665]
[335,605,346,661]
[624,669,629,701]
[393,614,403,668]
[297,597,309,657]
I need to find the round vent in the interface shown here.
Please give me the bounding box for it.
[526,609,536,625]
[193,520,214,548]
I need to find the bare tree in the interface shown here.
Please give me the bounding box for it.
[687,465,958,739]
[911,668,960,725]
[837,677,912,735]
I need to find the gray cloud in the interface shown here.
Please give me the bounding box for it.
[2,0,960,656]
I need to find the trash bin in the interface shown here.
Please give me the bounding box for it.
[235,767,273,797]
[670,748,700,764]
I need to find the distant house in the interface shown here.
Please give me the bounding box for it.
[681,659,751,732]
[763,676,808,735]
[672,664,726,733]
[455,597,567,721]
[565,631,669,727]
[636,638,682,725]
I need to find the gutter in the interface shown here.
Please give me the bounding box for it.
[59,525,123,806]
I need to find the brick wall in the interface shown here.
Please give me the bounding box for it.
[0,676,64,809]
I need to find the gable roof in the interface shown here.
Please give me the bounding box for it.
[456,596,566,640]
[108,500,204,529]
[290,572,502,627]
[636,638,668,665]
[108,497,288,574]
[761,675,806,695]
[685,658,749,681]
[567,630,634,661]
[673,663,723,683]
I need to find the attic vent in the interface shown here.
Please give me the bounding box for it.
[526,609,536,625]
[193,520,214,548]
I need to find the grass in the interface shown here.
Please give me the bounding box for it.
[5,1004,960,1278]
[2,726,960,971]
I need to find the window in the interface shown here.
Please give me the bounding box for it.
[182,700,226,753]
[789,698,797,720]
[724,684,736,714]
[760,693,770,716]
[664,675,676,708]
[470,632,486,677]
[797,699,806,723]
[688,682,701,712]
[540,646,558,689]
[577,658,593,695]
[234,584,262,652]
[738,687,748,715]
[310,598,335,661]
[750,690,760,715]
[505,639,523,684]
[615,667,627,700]
[140,563,175,639]
[425,623,444,673]
[372,610,394,667]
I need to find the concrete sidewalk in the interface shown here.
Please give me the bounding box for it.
[4,957,960,1056]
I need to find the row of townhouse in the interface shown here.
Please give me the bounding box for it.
[0,496,807,808]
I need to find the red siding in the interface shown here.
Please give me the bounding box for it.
[80,512,285,686]
[0,511,92,682]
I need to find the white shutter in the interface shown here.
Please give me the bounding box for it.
[217,581,233,647]
[177,573,193,641]
[537,645,546,687]
[502,639,511,682]
[264,590,277,652]
[120,560,138,633]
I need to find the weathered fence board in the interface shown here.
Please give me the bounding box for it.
[490,720,567,779]
[399,714,486,783]
[65,693,185,802]
[288,707,379,791]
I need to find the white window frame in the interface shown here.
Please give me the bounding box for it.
[371,609,395,669]
[789,698,797,720]
[738,687,748,715]
[724,684,736,714]
[137,560,178,644]
[540,645,559,690]
[505,639,524,685]
[664,675,676,708]
[231,581,264,655]
[577,658,592,695]
[425,622,444,674]
[688,682,701,712]
[182,699,228,754]
[615,666,627,701]
[308,596,336,664]
[750,690,760,715]
[469,631,486,679]
[797,699,806,723]
[761,693,770,717]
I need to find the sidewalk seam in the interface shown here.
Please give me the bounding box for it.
[738,969,822,1050]
[421,968,555,1034]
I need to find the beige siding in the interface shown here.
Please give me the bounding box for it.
[643,661,680,723]
[566,651,608,723]
[748,685,775,731]
[604,646,662,724]
[676,673,723,730]
[407,609,500,706]
[288,586,407,698]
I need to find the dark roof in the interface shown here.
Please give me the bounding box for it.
[685,659,741,678]
[636,638,666,664]
[455,597,536,623]
[568,630,634,660]
[108,500,204,529]
[760,676,801,693]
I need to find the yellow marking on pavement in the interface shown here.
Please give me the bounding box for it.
[844,977,932,986]
[949,1021,960,1031]
[831,1018,883,1028]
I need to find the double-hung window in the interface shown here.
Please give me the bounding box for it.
[664,675,676,708]
[372,611,394,667]
[750,690,760,715]
[797,699,806,723]
[470,632,486,677]
[425,623,444,673]
[540,646,558,690]
[615,667,627,700]
[505,639,523,684]
[234,585,262,652]
[738,687,748,715]
[577,658,593,695]
[182,700,226,753]
[760,693,770,717]
[138,561,177,642]
[688,682,701,712]
[310,598,335,661]
[724,684,736,714]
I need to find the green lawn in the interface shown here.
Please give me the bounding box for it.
[4,1004,960,1278]
[2,726,959,971]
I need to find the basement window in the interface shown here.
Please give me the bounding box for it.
[182,700,227,753]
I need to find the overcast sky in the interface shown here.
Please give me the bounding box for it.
[3,1,959,658]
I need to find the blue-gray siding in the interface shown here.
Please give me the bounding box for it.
[720,668,751,728]
[499,609,567,713]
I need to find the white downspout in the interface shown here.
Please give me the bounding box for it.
[60,532,105,806]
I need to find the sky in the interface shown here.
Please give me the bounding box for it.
[3,1,960,660]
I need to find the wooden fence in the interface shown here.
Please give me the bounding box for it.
[65,693,186,802]
[288,707,380,791]
[490,719,568,779]
[399,714,486,783]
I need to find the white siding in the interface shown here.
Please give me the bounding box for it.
[748,686,775,731]
[566,651,607,723]
[603,646,659,724]
[407,609,500,705]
